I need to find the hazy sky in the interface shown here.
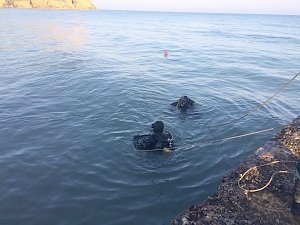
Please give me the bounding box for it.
[93,0,300,15]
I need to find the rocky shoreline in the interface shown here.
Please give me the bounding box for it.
[0,0,96,9]
[172,117,300,225]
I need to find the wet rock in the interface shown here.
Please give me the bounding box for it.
[181,217,190,225]
[172,117,300,225]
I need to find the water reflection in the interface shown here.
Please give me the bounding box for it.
[0,15,90,52]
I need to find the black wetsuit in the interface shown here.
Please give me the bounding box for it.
[171,96,195,110]
[133,132,173,150]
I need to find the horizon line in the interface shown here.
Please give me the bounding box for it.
[97,8,300,16]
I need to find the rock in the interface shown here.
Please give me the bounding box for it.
[172,116,300,225]
[277,118,300,156]
[0,0,5,7]
[0,0,96,9]
[181,217,190,225]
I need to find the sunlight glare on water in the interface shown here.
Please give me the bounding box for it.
[0,9,300,225]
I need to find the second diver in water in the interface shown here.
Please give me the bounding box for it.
[171,96,195,111]
[133,121,173,151]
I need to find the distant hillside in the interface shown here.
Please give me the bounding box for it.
[0,0,96,9]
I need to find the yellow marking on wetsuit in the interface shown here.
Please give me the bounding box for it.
[163,147,175,153]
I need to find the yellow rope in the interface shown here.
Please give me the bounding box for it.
[209,70,300,128]
[139,147,175,153]
[201,126,282,145]
[238,160,297,193]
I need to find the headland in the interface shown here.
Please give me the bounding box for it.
[0,0,96,9]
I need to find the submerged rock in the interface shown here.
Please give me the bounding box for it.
[0,0,96,9]
[172,116,300,225]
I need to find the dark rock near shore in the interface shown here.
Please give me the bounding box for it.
[172,117,300,225]
[277,117,300,157]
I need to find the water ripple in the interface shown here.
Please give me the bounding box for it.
[0,9,300,225]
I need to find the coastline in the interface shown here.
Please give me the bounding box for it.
[172,117,300,225]
[0,0,96,9]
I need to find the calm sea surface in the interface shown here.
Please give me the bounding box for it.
[0,9,300,225]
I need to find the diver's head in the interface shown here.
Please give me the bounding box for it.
[151,121,164,134]
[177,96,189,110]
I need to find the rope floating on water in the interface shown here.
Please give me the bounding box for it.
[139,71,299,153]
[139,147,175,152]
[209,70,300,128]
[201,126,283,145]
[139,126,282,152]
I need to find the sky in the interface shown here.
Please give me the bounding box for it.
[93,0,300,15]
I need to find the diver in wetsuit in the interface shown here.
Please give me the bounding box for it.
[171,96,195,111]
[133,121,173,150]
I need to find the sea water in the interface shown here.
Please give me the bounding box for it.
[0,9,300,225]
